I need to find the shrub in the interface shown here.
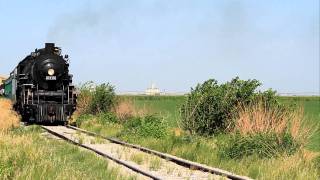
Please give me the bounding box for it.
[180,77,278,135]
[218,132,299,159]
[97,112,118,124]
[90,83,116,114]
[123,115,168,138]
[75,82,116,115]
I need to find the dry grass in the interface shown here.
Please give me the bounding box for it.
[0,98,20,131]
[113,99,149,121]
[268,149,320,179]
[232,100,313,144]
[173,128,183,137]
[73,95,149,123]
[71,91,93,121]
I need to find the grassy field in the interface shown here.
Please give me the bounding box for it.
[279,96,319,117]
[0,99,135,180]
[78,95,320,179]
[121,95,319,126]
[119,95,186,127]
[279,96,320,151]
[2,95,318,179]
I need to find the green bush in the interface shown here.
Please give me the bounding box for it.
[90,83,116,114]
[180,77,278,135]
[97,112,118,125]
[77,82,116,115]
[123,115,168,138]
[218,133,299,159]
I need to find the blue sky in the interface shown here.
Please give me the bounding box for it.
[0,0,319,93]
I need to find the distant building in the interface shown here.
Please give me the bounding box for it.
[145,83,161,95]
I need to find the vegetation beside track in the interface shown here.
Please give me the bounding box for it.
[77,113,319,179]
[279,96,320,152]
[74,79,320,180]
[0,99,135,180]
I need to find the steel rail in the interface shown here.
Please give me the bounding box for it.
[67,125,252,180]
[41,126,162,180]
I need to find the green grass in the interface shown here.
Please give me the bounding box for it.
[118,95,186,127]
[0,125,133,180]
[279,96,320,151]
[279,96,319,120]
[149,157,162,171]
[130,153,144,165]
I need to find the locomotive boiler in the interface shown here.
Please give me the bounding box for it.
[3,43,77,124]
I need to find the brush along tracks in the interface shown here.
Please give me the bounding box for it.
[41,125,251,180]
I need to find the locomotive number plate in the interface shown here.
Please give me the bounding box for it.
[46,76,56,80]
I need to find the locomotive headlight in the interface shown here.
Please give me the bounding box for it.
[48,68,55,76]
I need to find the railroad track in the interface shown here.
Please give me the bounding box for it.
[41,125,251,180]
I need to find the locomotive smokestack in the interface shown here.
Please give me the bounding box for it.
[45,43,55,52]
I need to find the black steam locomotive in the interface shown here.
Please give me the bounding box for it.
[3,43,77,124]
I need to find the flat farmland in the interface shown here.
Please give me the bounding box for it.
[279,96,320,151]
[119,95,186,127]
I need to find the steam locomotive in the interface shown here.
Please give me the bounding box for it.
[1,43,77,124]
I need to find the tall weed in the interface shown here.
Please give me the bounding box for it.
[0,98,20,131]
[233,100,313,146]
[219,100,315,159]
[112,99,149,121]
[219,133,298,159]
